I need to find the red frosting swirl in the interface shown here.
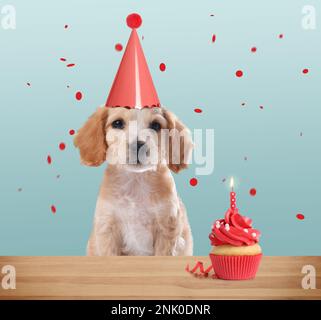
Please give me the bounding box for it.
[209,208,261,247]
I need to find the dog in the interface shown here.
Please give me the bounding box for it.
[74,106,193,256]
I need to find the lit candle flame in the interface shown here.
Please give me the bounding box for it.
[230,177,234,191]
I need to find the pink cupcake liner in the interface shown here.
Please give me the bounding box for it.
[209,253,262,280]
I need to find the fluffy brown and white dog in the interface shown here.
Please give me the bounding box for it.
[74,106,193,256]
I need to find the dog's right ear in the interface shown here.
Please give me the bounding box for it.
[74,107,108,167]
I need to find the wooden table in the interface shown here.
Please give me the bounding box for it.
[0,256,320,299]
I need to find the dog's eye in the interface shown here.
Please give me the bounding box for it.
[150,121,161,132]
[112,119,125,129]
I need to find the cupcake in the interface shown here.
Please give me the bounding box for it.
[209,208,262,280]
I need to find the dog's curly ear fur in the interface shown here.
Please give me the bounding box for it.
[74,107,108,167]
[163,109,193,173]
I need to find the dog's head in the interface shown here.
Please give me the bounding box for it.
[74,107,193,173]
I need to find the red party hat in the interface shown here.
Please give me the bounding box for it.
[105,13,160,109]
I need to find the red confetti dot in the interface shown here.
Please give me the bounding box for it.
[278,34,284,39]
[75,91,83,101]
[296,213,305,220]
[194,108,202,113]
[249,188,257,196]
[115,43,123,51]
[51,205,56,214]
[190,178,198,186]
[64,24,68,29]
[302,68,309,74]
[235,70,243,78]
[212,34,216,43]
[60,58,67,62]
[159,63,166,72]
[259,105,264,109]
[69,129,75,135]
[126,13,142,29]
[251,47,257,52]
[47,155,52,164]
[59,142,66,151]
[66,63,75,68]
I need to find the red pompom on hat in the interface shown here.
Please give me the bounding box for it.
[126,13,142,29]
[106,13,160,109]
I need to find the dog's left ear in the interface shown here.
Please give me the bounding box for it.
[74,107,109,166]
[163,109,194,173]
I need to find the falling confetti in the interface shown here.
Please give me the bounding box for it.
[59,142,66,151]
[249,188,257,196]
[190,178,198,186]
[66,63,75,68]
[194,108,202,113]
[64,24,68,29]
[60,58,67,62]
[69,129,75,135]
[210,14,215,17]
[159,63,166,72]
[235,70,243,78]
[259,105,264,110]
[279,34,284,39]
[296,213,305,220]
[115,43,123,51]
[222,178,226,183]
[75,91,83,101]
[51,205,56,214]
[241,102,246,107]
[302,68,309,74]
[300,132,303,137]
[56,174,60,179]
[17,188,22,192]
[251,47,257,53]
[47,155,52,164]
[26,82,31,87]
[244,156,248,161]
[212,34,216,43]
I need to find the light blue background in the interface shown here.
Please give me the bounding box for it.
[0,0,320,255]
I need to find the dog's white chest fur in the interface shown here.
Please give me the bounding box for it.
[108,174,158,256]
[118,201,154,255]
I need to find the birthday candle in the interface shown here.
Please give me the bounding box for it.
[230,177,236,211]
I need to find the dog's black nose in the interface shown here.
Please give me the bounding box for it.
[137,141,145,152]
[136,141,145,164]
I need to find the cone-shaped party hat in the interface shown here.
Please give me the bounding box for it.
[105,13,160,109]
